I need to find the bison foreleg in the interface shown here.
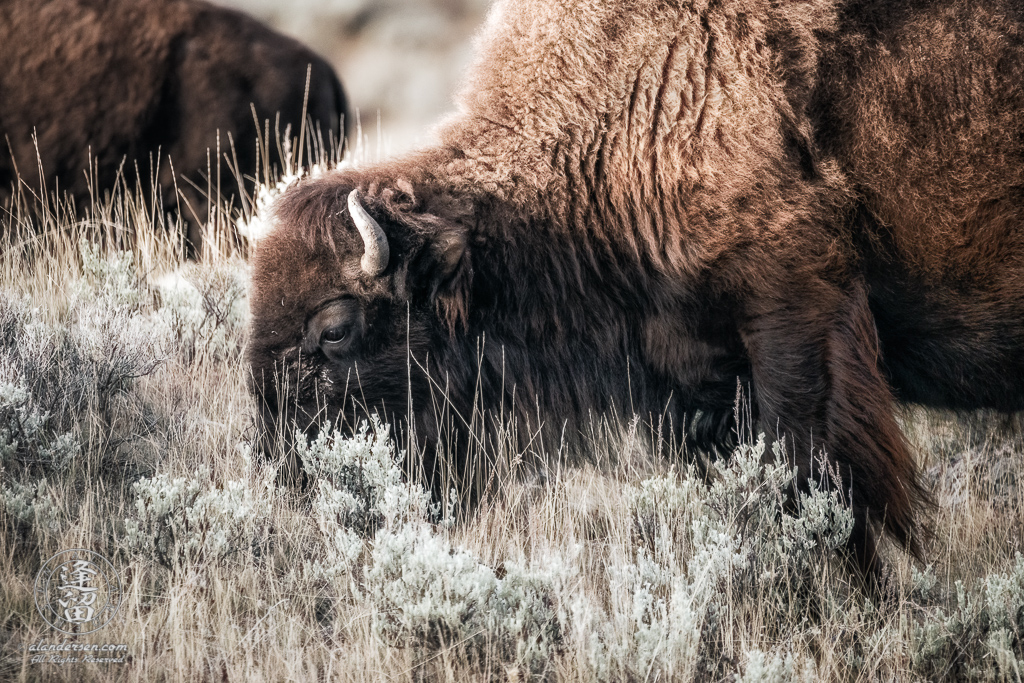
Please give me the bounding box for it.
[741,277,927,584]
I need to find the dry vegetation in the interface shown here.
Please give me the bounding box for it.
[2,143,1024,682]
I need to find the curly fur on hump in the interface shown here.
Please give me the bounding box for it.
[0,0,347,252]
[250,0,1024,582]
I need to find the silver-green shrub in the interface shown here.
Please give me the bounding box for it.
[153,260,248,364]
[290,421,426,589]
[0,478,61,535]
[124,468,273,569]
[297,419,430,537]
[367,523,498,645]
[365,523,562,674]
[912,553,1024,680]
[0,377,80,470]
[493,558,566,672]
[294,420,562,673]
[737,649,815,683]
[590,435,855,680]
[74,238,147,311]
[1,243,159,445]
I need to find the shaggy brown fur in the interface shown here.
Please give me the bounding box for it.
[248,0,1024,582]
[0,0,347,252]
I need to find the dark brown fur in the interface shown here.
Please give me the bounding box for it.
[0,0,347,252]
[248,0,1024,581]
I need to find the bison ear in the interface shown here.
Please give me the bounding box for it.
[430,228,467,288]
[412,222,471,330]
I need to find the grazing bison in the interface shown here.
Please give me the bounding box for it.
[0,0,347,253]
[248,0,1024,581]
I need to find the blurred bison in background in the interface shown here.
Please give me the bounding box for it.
[0,0,348,254]
[248,0,1024,585]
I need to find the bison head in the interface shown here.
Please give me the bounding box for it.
[247,173,474,484]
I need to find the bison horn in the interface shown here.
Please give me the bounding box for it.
[347,188,390,276]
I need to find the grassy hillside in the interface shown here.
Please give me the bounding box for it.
[2,157,1024,682]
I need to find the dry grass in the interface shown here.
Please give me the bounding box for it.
[1,142,1024,683]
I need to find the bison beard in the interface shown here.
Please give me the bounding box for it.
[0,0,347,255]
[248,0,1024,586]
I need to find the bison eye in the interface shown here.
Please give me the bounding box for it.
[321,324,350,345]
[302,298,364,360]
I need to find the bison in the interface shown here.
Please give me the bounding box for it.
[0,0,348,254]
[248,0,1024,582]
